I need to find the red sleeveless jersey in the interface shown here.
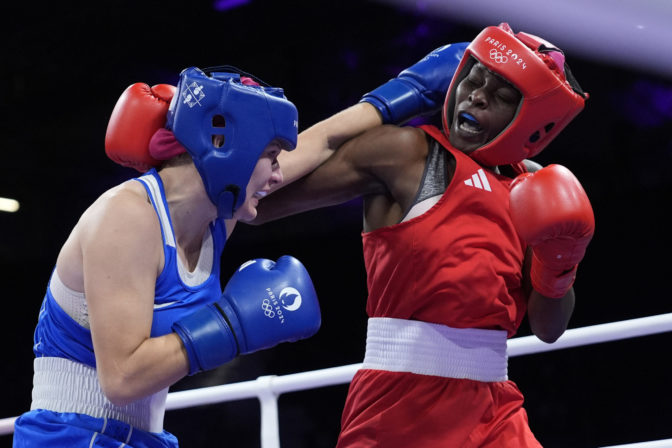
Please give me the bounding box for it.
[362,125,528,337]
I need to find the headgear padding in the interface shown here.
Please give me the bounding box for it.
[166,67,298,219]
[442,23,588,166]
[149,128,188,161]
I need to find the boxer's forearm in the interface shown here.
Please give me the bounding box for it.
[273,102,382,191]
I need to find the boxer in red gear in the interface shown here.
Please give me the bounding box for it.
[254,23,594,447]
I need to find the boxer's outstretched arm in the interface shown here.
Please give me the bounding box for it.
[254,125,428,225]
[274,102,382,190]
[274,41,467,191]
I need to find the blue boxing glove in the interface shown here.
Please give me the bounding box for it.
[172,256,321,375]
[360,42,468,125]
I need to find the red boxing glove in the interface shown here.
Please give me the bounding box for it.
[510,164,595,298]
[104,83,176,172]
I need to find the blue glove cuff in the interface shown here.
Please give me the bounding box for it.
[172,305,239,375]
[361,79,423,124]
[214,296,247,352]
[360,42,469,125]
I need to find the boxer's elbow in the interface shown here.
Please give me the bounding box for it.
[97,364,147,406]
[532,326,564,344]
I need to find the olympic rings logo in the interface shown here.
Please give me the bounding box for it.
[261,298,275,318]
[489,48,508,64]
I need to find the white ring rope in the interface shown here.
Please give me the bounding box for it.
[0,417,16,436]
[2,312,672,447]
[508,312,672,356]
[600,441,672,448]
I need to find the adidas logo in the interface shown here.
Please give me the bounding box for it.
[464,169,492,191]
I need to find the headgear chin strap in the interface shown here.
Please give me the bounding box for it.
[442,23,588,166]
[166,67,298,219]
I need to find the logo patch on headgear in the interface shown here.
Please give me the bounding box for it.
[489,48,509,64]
[182,82,205,108]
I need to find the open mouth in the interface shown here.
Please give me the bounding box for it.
[253,191,268,200]
[457,112,483,135]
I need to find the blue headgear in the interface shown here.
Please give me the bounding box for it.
[166,66,298,219]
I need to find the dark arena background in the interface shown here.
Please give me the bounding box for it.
[2,1,672,447]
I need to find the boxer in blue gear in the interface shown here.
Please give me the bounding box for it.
[13,67,320,448]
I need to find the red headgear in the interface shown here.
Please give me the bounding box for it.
[442,23,588,166]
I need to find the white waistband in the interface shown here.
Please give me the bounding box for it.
[362,318,509,382]
[31,357,167,433]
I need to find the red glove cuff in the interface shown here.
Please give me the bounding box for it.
[530,255,578,299]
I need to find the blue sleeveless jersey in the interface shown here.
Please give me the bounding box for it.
[32,169,226,367]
